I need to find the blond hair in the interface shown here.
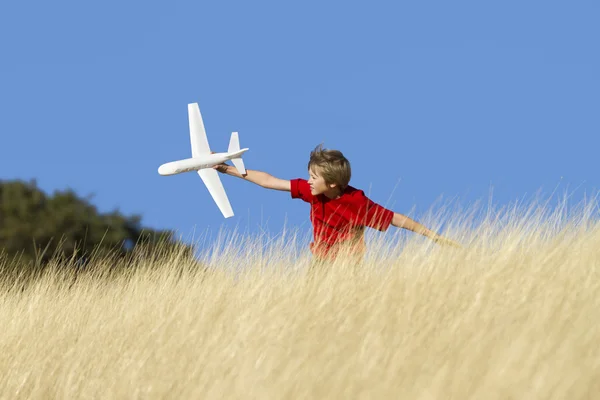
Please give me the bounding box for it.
[308,144,351,190]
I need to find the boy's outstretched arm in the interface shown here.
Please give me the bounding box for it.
[391,213,461,248]
[213,163,290,192]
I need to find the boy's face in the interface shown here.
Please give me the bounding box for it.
[308,167,336,196]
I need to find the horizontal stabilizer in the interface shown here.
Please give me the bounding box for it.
[232,158,246,175]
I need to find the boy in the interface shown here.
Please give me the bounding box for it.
[213,144,460,262]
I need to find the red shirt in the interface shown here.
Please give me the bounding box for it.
[290,178,394,259]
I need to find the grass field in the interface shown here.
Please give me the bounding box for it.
[1,195,599,399]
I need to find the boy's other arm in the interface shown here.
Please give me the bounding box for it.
[214,164,290,191]
[391,213,461,248]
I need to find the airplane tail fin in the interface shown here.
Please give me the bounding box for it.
[228,132,247,175]
[228,132,240,153]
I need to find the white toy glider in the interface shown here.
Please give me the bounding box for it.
[157,103,248,218]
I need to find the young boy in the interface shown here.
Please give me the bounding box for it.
[213,144,460,262]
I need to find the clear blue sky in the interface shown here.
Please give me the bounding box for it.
[1,1,598,248]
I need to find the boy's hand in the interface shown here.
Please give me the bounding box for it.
[212,163,229,174]
[211,151,229,174]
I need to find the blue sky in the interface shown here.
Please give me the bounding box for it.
[1,1,598,248]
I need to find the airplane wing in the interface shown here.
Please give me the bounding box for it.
[188,103,211,157]
[198,168,234,218]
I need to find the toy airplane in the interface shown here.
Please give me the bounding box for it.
[158,103,248,218]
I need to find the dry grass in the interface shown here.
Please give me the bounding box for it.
[1,194,599,399]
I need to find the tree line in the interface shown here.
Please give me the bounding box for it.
[0,179,192,266]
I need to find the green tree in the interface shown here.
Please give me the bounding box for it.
[0,179,190,265]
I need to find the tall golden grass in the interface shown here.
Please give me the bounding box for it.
[1,193,599,399]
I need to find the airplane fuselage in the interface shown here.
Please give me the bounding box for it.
[158,148,248,176]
